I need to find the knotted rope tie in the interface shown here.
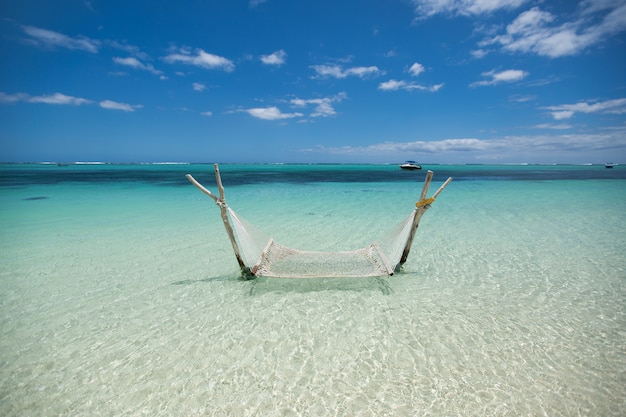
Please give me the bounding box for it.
[415,197,435,208]
[215,199,228,208]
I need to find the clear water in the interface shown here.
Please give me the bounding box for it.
[1,164,625,416]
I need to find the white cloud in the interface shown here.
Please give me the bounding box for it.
[249,0,268,7]
[0,92,29,103]
[245,106,303,120]
[163,48,235,71]
[544,98,626,120]
[412,1,626,58]
[29,93,92,105]
[471,49,488,59]
[261,49,287,65]
[113,57,162,75]
[533,123,573,130]
[431,83,445,92]
[84,0,96,13]
[483,2,626,58]
[303,129,626,162]
[290,93,347,117]
[311,64,382,79]
[580,0,624,14]
[311,65,344,78]
[509,94,535,103]
[470,69,528,87]
[21,25,99,53]
[107,41,151,61]
[193,82,207,92]
[378,80,406,91]
[0,91,145,112]
[551,111,575,120]
[408,62,425,76]
[346,66,381,78]
[201,111,213,117]
[242,95,347,120]
[411,0,528,18]
[99,100,142,112]
[378,79,444,92]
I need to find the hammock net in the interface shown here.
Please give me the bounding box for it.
[227,206,417,278]
[187,165,451,279]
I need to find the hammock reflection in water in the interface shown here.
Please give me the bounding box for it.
[186,164,452,279]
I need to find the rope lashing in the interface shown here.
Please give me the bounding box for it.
[415,197,435,208]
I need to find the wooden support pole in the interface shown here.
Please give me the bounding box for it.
[419,170,434,201]
[397,171,433,268]
[432,177,453,199]
[186,174,219,203]
[396,171,452,271]
[214,164,226,201]
[397,209,426,270]
[186,166,252,277]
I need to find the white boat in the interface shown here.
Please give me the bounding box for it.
[605,162,617,168]
[400,161,422,170]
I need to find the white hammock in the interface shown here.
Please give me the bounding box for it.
[187,164,451,278]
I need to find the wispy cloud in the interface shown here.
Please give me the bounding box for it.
[99,100,142,112]
[0,92,28,104]
[29,93,93,105]
[163,48,235,71]
[249,0,268,7]
[240,93,347,120]
[19,25,166,70]
[509,94,536,103]
[243,106,303,120]
[21,25,99,53]
[201,111,213,117]
[378,62,441,92]
[290,93,347,117]
[532,123,573,130]
[0,92,92,105]
[193,82,207,92]
[411,0,529,18]
[481,2,626,58]
[412,1,626,58]
[303,129,626,162]
[1,91,142,112]
[471,49,488,59]
[84,0,96,13]
[470,69,528,87]
[543,98,626,120]
[311,64,382,79]
[261,49,287,65]
[107,41,151,61]
[113,57,162,75]
[378,79,444,92]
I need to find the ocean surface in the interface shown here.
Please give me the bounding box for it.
[1,163,625,416]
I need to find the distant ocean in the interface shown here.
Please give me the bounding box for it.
[1,163,625,416]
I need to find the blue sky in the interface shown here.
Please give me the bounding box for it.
[1,0,625,163]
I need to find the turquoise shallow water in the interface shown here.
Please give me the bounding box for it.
[1,164,625,416]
